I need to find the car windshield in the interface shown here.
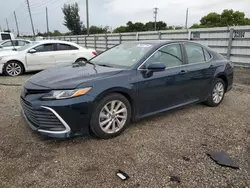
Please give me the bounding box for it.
[16,41,39,51]
[90,43,154,68]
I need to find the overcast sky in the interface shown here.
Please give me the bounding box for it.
[0,0,249,35]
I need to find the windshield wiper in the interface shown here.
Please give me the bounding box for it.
[97,64,113,68]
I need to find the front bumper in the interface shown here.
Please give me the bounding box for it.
[20,92,95,138]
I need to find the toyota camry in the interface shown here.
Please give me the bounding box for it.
[20,40,234,139]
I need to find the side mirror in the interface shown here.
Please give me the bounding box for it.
[28,49,36,54]
[147,62,166,71]
[0,45,2,48]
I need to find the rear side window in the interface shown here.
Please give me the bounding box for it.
[18,40,27,46]
[204,49,212,61]
[57,43,78,51]
[184,43,205,64]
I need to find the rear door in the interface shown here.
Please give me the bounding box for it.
[182,42,216,101]
[54,43,79,66]
[26,43,56,70]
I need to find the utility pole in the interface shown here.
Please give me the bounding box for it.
[153,7,159,31]
[46,7,49,34]
[26,0,36,37]
[185,8,189,29]
[14,11,20,36]
[6,18,10,31]
[86,0,90,35]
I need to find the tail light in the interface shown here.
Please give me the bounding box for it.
[92,51,98,56]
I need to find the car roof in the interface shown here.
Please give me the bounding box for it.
[37,40,79,46]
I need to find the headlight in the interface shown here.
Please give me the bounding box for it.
[42,87,92,100]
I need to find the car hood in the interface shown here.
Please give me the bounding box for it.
[0,50,19,56]
[28,63,123,89]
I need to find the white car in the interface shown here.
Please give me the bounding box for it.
[0,40,97,76]
[0,39,31,51]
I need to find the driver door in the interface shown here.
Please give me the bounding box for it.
[136,43,194,117]
[26,43,56,71]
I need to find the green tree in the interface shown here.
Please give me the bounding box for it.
[113,26,128,33]
[200,12,221,27]
[89,26,109,34]
[62,3,84,35]
[197,9,250,28]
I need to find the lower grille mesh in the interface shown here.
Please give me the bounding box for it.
[21,98,65,131]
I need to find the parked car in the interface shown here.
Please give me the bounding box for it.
[0,39,31,51]
[0,32,15,41]
[0,40,97,76]
[20,40,234,139]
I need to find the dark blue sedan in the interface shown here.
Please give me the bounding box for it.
[21,40,234,139]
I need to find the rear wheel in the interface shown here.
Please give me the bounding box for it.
[75,58,87,63]
[3,61,24,76]
[90,93,131,139]
[204,78,225,107]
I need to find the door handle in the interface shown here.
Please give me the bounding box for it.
[179,70,188,75]
[209,65,214,68]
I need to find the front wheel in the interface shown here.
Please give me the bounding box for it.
[90,93,131,139]
[204,78,225,107]
[3,61,24,76]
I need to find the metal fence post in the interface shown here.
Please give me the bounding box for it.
[85,36,87,47]
[136,33,139,41]
[64,36,66,41]
[227,28,234,60]
[76,35,79,44]
[119,33,122,44]
[94,35,96,50]
[158,32,161,40]
[69,36,72,42]
[105,34,108,50]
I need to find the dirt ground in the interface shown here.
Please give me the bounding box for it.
[0,68,250,188]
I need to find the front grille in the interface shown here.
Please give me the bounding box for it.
[21,98,65,131]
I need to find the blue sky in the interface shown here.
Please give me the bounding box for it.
[0,0,249,35]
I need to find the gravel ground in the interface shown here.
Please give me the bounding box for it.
[0,68,250,188]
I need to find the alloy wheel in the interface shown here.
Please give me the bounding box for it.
[212,82,224,104]
[6,63,22,76]
[99,100,128,134]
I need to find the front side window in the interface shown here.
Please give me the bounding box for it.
[144,44,183,68]
[184,43,206,64]
[34,44,54,52]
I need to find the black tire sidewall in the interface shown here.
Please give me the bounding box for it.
[75,58,87,63]
[3,61,24,76]
[90,93,131,139]
[207,78,225,107]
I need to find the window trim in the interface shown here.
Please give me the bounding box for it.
[138,43,184,70]
[33,43,55,53]
[183,42,213,65]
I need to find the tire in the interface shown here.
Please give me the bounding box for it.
[3,61,24,76]
[75,58,87,63]
[90,93,131,139]
[204,78,225,107]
